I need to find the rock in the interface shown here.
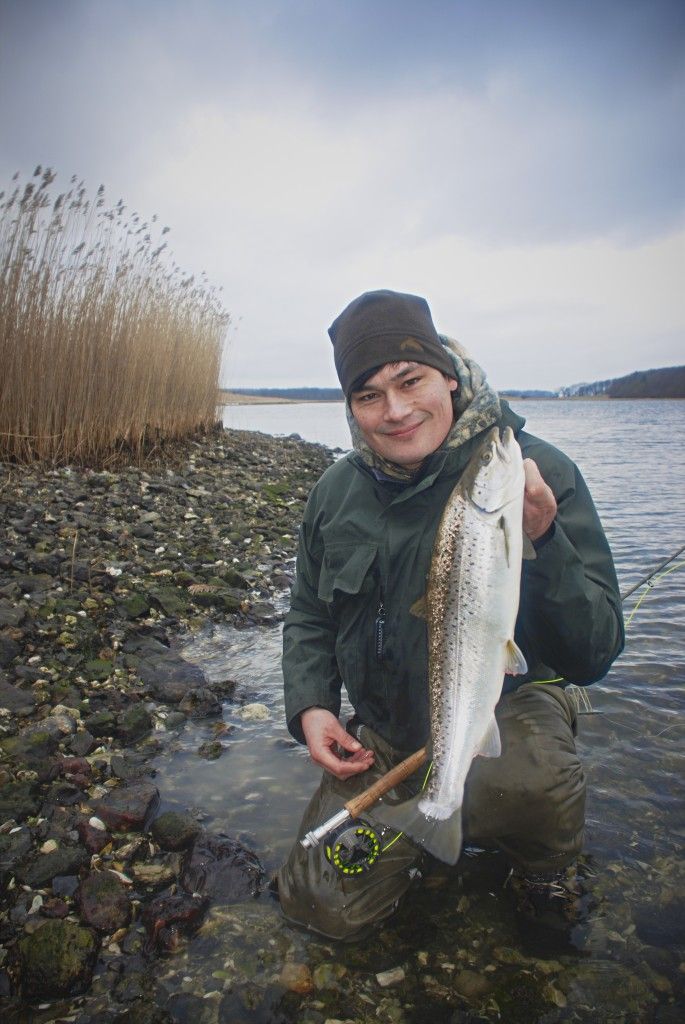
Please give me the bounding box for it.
[69,730,96,756]
[236,702,270,721]
[0,780,40,821]
[130,862,177,888]
[16,845,88,887]
[90,781,159,832]
[180,831,263,901]
[77,817,112,854]
[77,870,131,932]
[121,593,150,619]
[84,709,116,737]
[19,919,99,998]
[197,740,223,760]
[141,889,209,952]
[452,969,492,1001]
[0,827,32,886]
[0,680,36,716]
[150,811,201,851]
[138,654,208,704]
[151,586,188,617]
[178,687,221,718]
[116,705,152,743]
[312,962,347,989]
[110,752,151,781]
[1,730,58,773]
[376,966,406,987]
[280,962,314,994]
[52,874,80,898]
[0,600,26,627]
[0,635,21,667]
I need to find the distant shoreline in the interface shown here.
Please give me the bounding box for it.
[219,390,683,406]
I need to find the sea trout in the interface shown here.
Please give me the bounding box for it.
[373,425,528,864]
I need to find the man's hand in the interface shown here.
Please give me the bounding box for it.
[301,707,375,779]
[522,459,557,541]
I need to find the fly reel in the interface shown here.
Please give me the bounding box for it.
[324,820,382,875]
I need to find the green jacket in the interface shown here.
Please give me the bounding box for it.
[282,403,624,751]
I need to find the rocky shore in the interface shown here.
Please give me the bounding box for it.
[0,426,334,1016]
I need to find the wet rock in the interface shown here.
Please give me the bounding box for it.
[197,740,223,760]
[0,781,40,821]
[52,874,80,898]
[138,654,208,704]
[116,704,152,743]
[453,969,492,1001]
[141,888,209,952]
[69,730,97,757]
[237,702,270,721]
[121,593,150,619]
[0,680,36,717]
[280,962,314,994]
[312,962,347,989]
[0,635,21,667]
[178,686,221,718]
[84,708,116,737]
[77,817,113,853]
[41,896,71,918]
[1,730,58,773]
[0,826,32,886]
[19,919,99,998]
[91,781,159,832]
[150,811,201,851]
[16,845,88,887]
[180,831,263,901]
[110,751,152,781]
[634,901,685,947]
[77,870,131,932]
[0,600,25,627]
[151,586,188,617]
[130,862,177,889]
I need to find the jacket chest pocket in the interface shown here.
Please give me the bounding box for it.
[317,543,378,604]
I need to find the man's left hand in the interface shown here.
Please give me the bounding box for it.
[522,459,557,541]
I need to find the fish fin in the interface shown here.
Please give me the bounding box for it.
[409,595,427,620]
[476,716,501,758]
[522,533,537,560]
[370,796,463,866]
[504,639,528,676]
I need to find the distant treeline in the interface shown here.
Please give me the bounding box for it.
[560,365,685,399]
[606,366,685,398]
[229,387,344,401]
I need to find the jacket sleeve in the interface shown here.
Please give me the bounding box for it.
[282,514,343,743]
[518,443,625,685]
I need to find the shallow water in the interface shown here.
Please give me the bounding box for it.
[151,399,684,1022]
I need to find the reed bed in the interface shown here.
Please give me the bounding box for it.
[0,167,229,465]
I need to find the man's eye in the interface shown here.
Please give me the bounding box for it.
[403,376,421,388]
[356,392,377,403]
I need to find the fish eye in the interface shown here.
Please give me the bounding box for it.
[481,451,492,464]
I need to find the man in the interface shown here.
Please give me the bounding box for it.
[277,289,624,940]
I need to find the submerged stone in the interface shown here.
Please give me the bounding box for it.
[180,831,263,901]
[150,810,201,851]
[141,888,209,952]
[19,919,99,998]
[17,845,88,887]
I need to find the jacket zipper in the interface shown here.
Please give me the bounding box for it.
[374,592,385,662]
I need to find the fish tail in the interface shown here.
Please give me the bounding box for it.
[370,795,463,866]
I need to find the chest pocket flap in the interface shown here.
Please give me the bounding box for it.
[318,543,377,603]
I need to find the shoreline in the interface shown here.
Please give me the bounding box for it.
[0,426,334,1008]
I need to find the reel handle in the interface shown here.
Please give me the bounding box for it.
[344,746,428,819]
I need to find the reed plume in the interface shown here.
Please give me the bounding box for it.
[0,168,229,465]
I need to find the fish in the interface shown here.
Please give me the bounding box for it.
[372,425,528,864]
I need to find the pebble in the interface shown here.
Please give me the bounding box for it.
[376,966,405,987]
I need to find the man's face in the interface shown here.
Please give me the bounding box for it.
[349,361,458,470]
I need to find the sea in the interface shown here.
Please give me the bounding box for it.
[147,399,684,1022]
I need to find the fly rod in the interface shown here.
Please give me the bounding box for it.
[301,545,685,851]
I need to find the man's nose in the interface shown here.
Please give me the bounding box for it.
[383,389,412,420]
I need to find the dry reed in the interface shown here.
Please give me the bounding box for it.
[0,167,229,465]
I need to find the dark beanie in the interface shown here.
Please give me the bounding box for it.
[328,289,456,397]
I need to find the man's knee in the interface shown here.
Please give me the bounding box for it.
[463,684,586,871]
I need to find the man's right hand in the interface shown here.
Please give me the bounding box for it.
[300,707,375,779]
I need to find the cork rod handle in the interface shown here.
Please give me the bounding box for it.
[344,746,428,819]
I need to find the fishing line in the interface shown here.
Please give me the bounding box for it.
[533,546,685,697]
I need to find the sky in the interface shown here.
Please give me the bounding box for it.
[1,0,683,391]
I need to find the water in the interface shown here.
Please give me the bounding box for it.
[151,400,684,1022]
